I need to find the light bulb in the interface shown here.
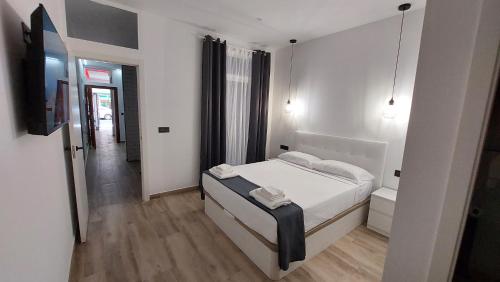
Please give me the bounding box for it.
[285,100,294,113]
[383,99,396,119]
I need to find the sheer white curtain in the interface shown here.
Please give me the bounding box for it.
[226,46,253,165]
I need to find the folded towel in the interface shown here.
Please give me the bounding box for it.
[259,186,285,200]
[250,188,291,210]
[209,167,238,179]
[254,190,284,202]
[217,163,233,171]
[212,163,233,174]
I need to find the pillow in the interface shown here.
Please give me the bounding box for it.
[278,151,321,169]
[312,160,374,184]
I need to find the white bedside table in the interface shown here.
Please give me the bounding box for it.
[367,187,398,237]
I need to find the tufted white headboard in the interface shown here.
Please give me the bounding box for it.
[294,131,387,188]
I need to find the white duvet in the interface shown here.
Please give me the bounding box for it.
[203,159,373,244]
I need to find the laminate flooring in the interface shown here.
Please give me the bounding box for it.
[70,127,388,282]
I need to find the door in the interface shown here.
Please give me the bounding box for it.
[112,88,120,143]
[85,86,96,149]
[68,55,90,243]
[122,65,141,161]
[453,72,500,281]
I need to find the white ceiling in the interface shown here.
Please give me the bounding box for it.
[79,58,121,71]
[103,0,426,49]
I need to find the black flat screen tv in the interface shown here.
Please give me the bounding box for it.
[26,4,69,136]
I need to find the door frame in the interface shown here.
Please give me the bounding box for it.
[428,11,500,281]
[72,53,147,202]
[446,52,500,279]
[84,85,96,148]
[67,55,90,243]
[84,85,120,143]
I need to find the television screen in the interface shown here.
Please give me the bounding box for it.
[27,4,69,136]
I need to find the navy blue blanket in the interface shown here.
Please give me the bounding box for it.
[204,172,305,270]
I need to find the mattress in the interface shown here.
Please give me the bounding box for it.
[202,159,373,244]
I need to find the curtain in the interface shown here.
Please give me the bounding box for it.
[200,35,227,198]
[246,51,271,163]
[225,46,253,165]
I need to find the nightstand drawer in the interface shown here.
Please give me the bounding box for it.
[370,196,396,216]
[367,210,393,236]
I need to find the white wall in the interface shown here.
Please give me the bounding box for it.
[269,10,424,189]
[0,0,75,281]
[139,15,203,194]
[137,10,266,195]
[383,0,500,281]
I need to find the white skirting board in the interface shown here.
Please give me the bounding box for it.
[205,197,369,280]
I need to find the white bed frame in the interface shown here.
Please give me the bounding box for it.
[204,131,387,280]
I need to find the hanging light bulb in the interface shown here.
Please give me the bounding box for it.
[384,3,411,119]
[285,99,294,113]
[285,39,297,113]
[383,97,396,119]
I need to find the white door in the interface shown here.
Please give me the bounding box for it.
[67,55,89,242]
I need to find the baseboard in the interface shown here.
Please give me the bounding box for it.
[150,186,198,199]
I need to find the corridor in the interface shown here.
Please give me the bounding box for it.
[86,120,141,209]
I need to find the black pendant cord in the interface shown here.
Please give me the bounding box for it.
[287,41,295,103]
[390,9,406,105]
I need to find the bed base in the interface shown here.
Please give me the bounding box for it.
[204,195,369,280]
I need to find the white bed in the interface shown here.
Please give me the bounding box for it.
[203,131,387,280]
[203,159,373,243]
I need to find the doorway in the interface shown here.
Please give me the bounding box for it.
[84,85,120,148]
[75,58,142,209]
[452,72,500,281]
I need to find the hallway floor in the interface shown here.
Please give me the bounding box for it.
[86,123,142,209]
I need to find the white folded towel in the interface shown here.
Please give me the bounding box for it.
[209,167,238,179]
[259,186,285,201]
[212,164,233,174]
[249,188,291,210]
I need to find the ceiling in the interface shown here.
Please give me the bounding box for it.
[79,58,121,71]
[102,0,426,49]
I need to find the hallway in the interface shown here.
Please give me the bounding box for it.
[86,121,142,209]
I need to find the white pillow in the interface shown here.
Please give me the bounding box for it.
[312,160,374,184]
[278,151,321,169]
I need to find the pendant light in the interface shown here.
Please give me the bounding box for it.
[384,3,411,119]
[285,39,297,113]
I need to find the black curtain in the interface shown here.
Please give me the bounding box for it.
[246,51,271,164]
[199,35,227,199]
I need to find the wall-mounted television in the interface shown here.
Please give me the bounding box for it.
[26,4,69,136]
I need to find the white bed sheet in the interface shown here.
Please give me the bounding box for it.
[202,159,373,244]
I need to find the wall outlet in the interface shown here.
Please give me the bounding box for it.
[158,127,170,133]
[280,145,289,150]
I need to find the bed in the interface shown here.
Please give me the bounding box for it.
[203,131,387,280]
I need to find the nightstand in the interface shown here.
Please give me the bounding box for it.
[367,187,398,237]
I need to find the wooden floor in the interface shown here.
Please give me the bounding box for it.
[85,124,142,210]
[70,127,389,282]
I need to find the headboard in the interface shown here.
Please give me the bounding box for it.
[294,131,388,188]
